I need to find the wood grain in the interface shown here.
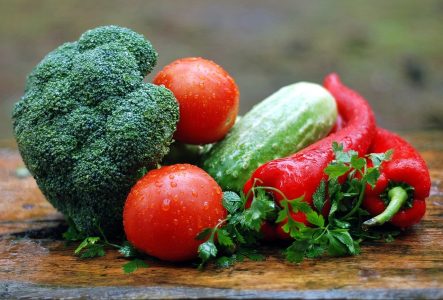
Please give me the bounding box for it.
[1,131,443,299]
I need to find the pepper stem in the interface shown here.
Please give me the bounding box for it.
[362,186,408,230]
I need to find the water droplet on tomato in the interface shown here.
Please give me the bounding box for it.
[173,218,179,225]
[162,198,171,211]
[192,190,198,197]
[203,201,209,210]
[170,181,177,188]
[155,181,163,187]
[173,194,179,202]
[169,174,175,179]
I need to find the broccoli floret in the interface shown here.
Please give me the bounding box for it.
[12,25,179,236]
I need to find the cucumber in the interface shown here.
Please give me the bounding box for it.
[202,82,337,192]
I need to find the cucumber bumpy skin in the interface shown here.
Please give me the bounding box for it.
[202,82,338,192]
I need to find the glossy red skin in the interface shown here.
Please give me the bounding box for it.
[123,164,226,262]
[243,73,376,240]
[328,113,345,135]
[362,128,431,228]
[153,57,239,145]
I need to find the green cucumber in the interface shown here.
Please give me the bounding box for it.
[202,82,337,192]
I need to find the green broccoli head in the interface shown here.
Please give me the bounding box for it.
[12,25,179,236]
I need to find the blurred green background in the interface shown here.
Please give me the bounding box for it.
[1,0,442,140]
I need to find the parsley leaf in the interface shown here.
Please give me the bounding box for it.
[63,218,85,242]
[351,155,366,171]
[198,240,218,264]
[216,229,234,247]
[285,241,310,263]
[330,230,356,255]
[118,242,138,258]
[364,167,380,187]
[195,228,212,241]
[313,179,326,212]
[79,244,106,259]
[325,164,350,179]
[75,237,101,255]
[369,149,393,167]
[74,237,106,259]
[222,191,243,214]
[327,233,348,256]
[306,211,325,227]
[123,259,149,274]
[216,255,237,268]
[241,188,275,231]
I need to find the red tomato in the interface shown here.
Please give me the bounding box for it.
[123,164,226,262]
[153,57,239,145]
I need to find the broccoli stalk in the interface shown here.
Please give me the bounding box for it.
[12,26,179,236]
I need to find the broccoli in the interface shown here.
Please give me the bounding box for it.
[12,25,179,236]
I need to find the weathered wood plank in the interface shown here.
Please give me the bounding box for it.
[0,131,442,298]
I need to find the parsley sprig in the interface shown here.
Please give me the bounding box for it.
[196,189,272,268]
[197,143,396,267]
[63,220,148,273]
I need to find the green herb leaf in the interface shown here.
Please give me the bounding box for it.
[285,241,310,263]
[119,242,138,258]
[327,234,348,256]
[351,156,366,171]
[385,234,396,243]
[276,208,288,223]
[216,229,234,247]
[241,189,275,231]
[325,164,350,179]
[198,240,218,262]
[365,167,380,187]
[330,219,351,229]
[79,244,105,259]
[289,197,311,214]
[123,259,149,274]
[222,191,243,214]
[215,256,237,268]
[196,228,212,241]
[313,180,326,212]
[75,237,101,255]
[63,219,85,242]
[330,230,356,255]
[306,244,325,258]
[369,149,393,167]
[306,211,325,228]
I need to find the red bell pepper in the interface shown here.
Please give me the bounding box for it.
[243,73,376,239]
[362,127,431,229]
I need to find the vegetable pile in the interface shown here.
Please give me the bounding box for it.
[12,25,431,273]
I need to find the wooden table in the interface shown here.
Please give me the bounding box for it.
[1,131,442,299]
